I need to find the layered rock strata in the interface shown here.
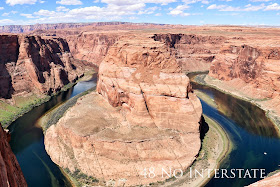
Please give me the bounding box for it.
[153,34,225,72]
[66,33,119,66]
[0,34,82,99]
[209,44,280,117]
[45,35,202,186]
[0,125,27,187]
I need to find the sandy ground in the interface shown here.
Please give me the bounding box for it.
[150,115,233,187]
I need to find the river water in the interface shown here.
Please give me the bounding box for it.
[7,72,280,187]
[191,80,280,187]
[8,74,97,187]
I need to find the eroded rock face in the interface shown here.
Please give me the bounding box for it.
[0,34,82,99]
[66,33,118,66]
[45,35,202,186]
[97,35,202,130]
[209,44,280,99]
[153,34,225,73]
[0,125,27,187]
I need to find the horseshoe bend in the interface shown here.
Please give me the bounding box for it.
[1,22,280,187]
[45,35,203,186]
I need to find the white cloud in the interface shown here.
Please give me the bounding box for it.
[56,0,83,5]
[264,3,280,10]
[0,19,16,25]
[101,0,176,6]
[155,13,162,16]
[207,4,241,11]
[207,3,280,12]
[56,6,70,11]
[138,6,158,15]
[40,0,45,3]
[207,4,226,10]
[18,0,181,24]
[2,11,17,16]
[244,3,265,11]
[29,2,150,23]
[20,13,36,18]
[208,4,261,11]
[168,4,190,16]
[0,7,4,10]
[6,0,37,6]
[2,13,9,16]
[34,9,57,16]
[201,0,209,4]
[182,0,209,4]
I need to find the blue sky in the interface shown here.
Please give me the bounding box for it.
[0,0,279,26]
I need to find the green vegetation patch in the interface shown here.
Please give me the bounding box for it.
[0,70,96,129]
[0,95,50,128]
[63,168,99,187]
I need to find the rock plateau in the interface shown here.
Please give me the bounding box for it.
[45,35,203,186]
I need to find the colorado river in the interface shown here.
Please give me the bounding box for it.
[8,73,97,187]
[191,77,280,187]
[7,71,280,187]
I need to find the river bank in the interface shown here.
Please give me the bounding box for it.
[36,72,96,132]
[148,115,233,187]
[36,77,232,187]
[193,74,280,133]
[8,70,97,187]
[191,73,280,187]
[0,70,96,129]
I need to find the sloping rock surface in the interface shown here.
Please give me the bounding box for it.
[45,35,202,186]
[0,125,27,187]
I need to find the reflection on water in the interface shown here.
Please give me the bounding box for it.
[189,75,280,187]
[8,74,97,187]
[193,82,279,138]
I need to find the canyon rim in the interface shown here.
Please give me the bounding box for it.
[0,1,280,187]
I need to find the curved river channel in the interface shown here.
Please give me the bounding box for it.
[8,73,97,187]
[8,72,280,187]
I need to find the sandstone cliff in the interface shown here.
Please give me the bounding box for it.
[209,44,280,98]
[152,33,225,73]
[0,34,82,99]
[1,22,172,34]
[208,44,280,118]
[0,23,91,33]
[45,35,202,186]
[0,125,27,187]
[66,32,119,66]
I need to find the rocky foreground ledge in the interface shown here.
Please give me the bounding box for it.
[0,125,27,187]
[248,172,280,187]
[45,35,203,186]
